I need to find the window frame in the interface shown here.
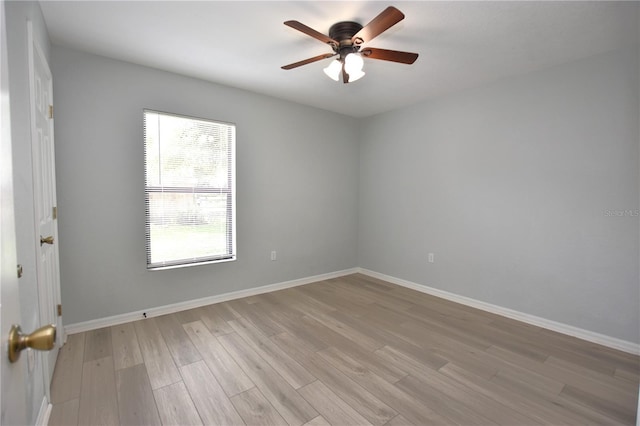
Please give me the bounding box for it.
[143,109,236,270]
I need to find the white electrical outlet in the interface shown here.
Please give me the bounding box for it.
[428,253,434,263]
[271,251,277,261]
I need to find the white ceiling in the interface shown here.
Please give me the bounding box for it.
[39,1,639,117]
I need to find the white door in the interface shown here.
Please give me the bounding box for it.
[1,1,28,424]
[28,21,62,389]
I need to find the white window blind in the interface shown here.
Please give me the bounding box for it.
[144,110,236,269]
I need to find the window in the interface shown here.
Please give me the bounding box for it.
[144,110,236,269]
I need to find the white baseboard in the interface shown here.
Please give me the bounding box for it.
[64,268,358,335]
[35,397,51,426]
[64,265,639,355]
[357,268,640,355]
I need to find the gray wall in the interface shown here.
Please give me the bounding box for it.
[52,46,359,325]
[6,1,51,423]
[53,42,639,345]
[358,47,639,344]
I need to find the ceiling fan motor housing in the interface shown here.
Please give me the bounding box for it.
[328,21,363,57]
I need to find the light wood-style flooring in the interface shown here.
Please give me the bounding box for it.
[49,273,639,425]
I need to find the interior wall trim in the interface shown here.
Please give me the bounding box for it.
[63,268,359,335]
[35,397,51,426]
[358,268,640,355]
[64,265,638,355]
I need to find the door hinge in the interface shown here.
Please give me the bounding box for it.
[17,264,23,278]
[48,105,53,119]
[52,206,57,220]
[57,304,62,317]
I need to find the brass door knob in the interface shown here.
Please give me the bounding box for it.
[40,235,54,246]
[8,324,56,363]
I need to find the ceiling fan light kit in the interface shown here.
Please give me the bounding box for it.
[323,59,342,81]
[282,6,419,84]
[324,52,365,83]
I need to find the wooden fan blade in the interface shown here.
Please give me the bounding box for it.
[361,48,418,64]
[352,6,405,44]
[284,21,337,46]
[281,53,336,70]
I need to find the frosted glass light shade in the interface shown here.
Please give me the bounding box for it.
[323,60,341,81]
[347,69,365,82]
[344,53,364,74]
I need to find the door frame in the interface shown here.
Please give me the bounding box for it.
[0,1,28,424]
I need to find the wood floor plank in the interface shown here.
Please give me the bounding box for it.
[115,363,161,425]
[473,324,554,363]
[398,321,502,380]
[77,356,119,426]
[51,332,85,404]
[225,299,285,336]
[228,317,316,389]
[49,274,639,426]
[545,354,637,392]
[375,345,537,425]
[246,302,290,335]
[488,344,637,408]
[553,392,631,425]
[299,283,374,318]
[615,366,640,383]
[303,416,332,426]
[198,305,234,336]
[359,302,414,329]
[538,327,639,372]
[487,316,544,337]
[48,398,79,426]
[491,363,565,399]
[348,274,397,292]
[383,415,413,426]
[404,294,494,325]
[111,322,143,370]
[560,384,637,424]
[133,318,182,390]
[317,346,450,425]
[303,310,382,352]
[298,380,372,426]
[230,387,287,426]
[182,320,254,396]
[293,314,377,357]
[153,381,203,426]
[319,310,423,380]
[321,345,407,385]
[487,324,616,376]
[211,301,242,321]
[219,332,318,425]
[324,278,378,306]
[395,375,496,425]
[305,313,363,351]
[285,287,338,315]
[272,332,398,426]
[155,313,202,366]
[263,308,329,352]
[439,362,592,425]
[84,327,113,362]
[402,305,495,352]
[373,331,449,372]
[173,307,202,324]
[180,360,245,425]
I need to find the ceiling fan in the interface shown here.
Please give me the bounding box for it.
[281,6,419,84]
